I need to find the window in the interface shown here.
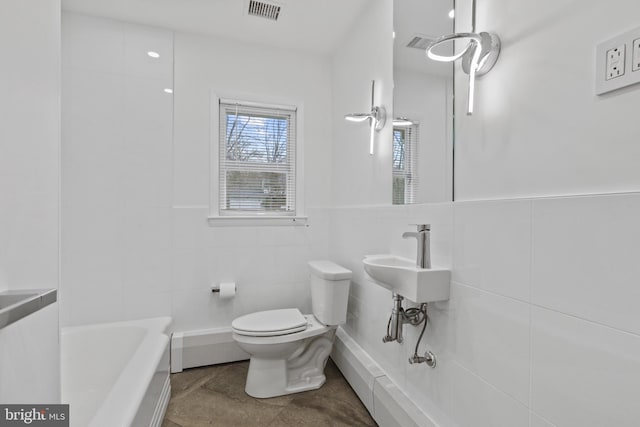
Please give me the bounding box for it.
[392,125,418,205]
[218,100,297,217]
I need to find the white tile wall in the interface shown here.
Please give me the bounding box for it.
[167,204,325,332]
[532,194,640,335]
[451,363,529,427]
[401,342,455,421]
[0,0,61,404]
[0,0,60,293]
[453,199,532,302]
[329,193,640,427]
[62,13,124,74]
[60,11,640,427]
[531,306,640,427]
[62,13,174,327]
[450,283,530,405]
[530,414,556,427]
[62,13,334,332]
[330,203,457,426]
[0,304,60,403]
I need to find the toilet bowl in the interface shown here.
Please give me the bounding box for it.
[231,260,351,398]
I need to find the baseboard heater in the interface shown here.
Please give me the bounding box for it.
[170,327,248,373]
[331,328,440,427]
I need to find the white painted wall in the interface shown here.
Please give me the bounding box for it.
[455,0,640,200]
[62,14,332,332]
[0,0,61,403]
[331,0,394,207]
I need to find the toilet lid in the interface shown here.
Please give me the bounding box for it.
[232,308,308,337]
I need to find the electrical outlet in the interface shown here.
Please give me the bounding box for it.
[596,26,640,95]
[606,44,626,80]
[633,38,640,72]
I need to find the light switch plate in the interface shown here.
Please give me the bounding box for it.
[596,26,640,95]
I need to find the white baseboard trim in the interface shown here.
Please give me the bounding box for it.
[330,328,385,414]
[150,375,171,427]
[331,328,439,427]
[170,327,249,373]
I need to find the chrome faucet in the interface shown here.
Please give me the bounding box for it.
[402,224,431,268]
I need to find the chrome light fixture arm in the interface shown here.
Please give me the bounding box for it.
[344,80,386,155]
[425,31,500,115]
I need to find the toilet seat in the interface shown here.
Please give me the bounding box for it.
[232,308,308,337]
[232,314,332,345]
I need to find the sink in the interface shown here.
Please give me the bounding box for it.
[363,255,450,303]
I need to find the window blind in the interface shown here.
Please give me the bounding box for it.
[392,125,418,205]
[219,100,297,216]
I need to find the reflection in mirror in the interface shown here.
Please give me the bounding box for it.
[393,0,454,204]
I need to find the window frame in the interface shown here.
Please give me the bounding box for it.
[208,92,306,227]
[392,124,418,205]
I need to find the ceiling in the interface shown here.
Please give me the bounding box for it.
[62,0,368,55]
[62,0,454,75]
[394,0,455,76]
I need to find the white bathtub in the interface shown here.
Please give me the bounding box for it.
[61,317,172,427]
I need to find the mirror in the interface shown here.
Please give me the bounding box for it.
[392,0,454,204]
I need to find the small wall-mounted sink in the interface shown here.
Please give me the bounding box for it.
[363,255,450,303]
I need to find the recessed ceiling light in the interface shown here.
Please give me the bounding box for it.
[164,88,173,94]
[448,9,455,19]
[147,51,160,58]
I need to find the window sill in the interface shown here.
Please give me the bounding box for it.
[207,216,308,227]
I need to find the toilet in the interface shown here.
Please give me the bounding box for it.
[231,260,351,398]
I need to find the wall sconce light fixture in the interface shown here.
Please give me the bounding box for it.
[424,0,500,115]
[345,80,386,155]
[392,117,415,127]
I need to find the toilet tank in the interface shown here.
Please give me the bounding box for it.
[308,260,352,326]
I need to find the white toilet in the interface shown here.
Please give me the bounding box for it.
[231,260,351,398]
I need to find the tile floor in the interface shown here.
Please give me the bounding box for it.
[162,359,378,426]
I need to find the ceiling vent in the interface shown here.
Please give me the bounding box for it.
[248,0,281,21]
[406,35,436,50]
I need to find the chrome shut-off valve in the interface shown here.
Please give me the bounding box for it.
[409,351,436,368]
[382,293,405,343]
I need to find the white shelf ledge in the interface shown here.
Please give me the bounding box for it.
[0,289,57,330]
[207,216,308,227]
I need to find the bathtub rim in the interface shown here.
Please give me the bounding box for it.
[61,316,172,427]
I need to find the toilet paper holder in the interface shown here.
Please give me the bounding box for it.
[210,282,236,298]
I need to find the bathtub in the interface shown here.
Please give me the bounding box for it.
[61,317,172,427]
